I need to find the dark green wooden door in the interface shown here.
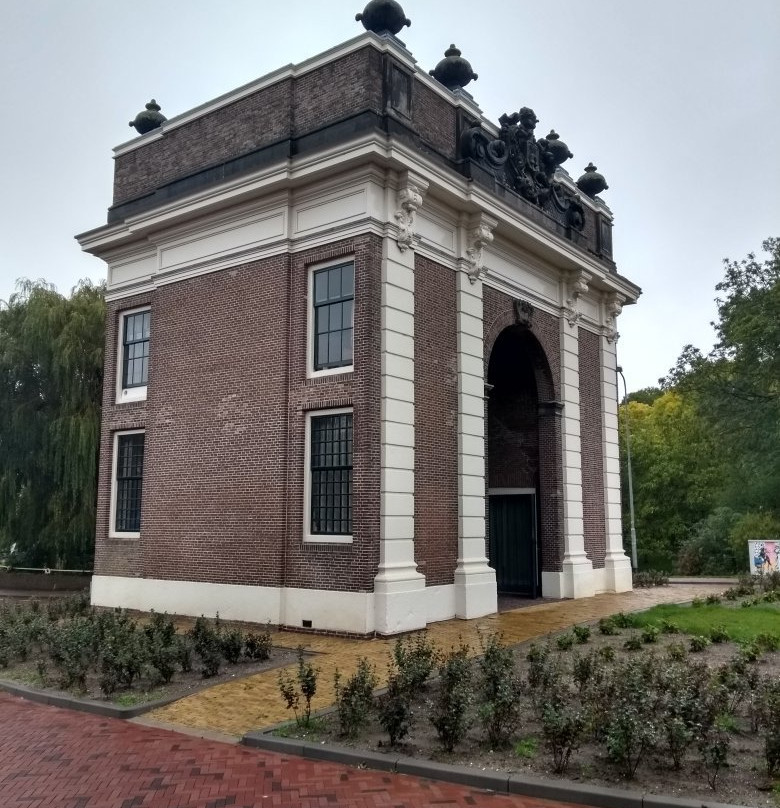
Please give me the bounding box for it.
[488,494,538,596]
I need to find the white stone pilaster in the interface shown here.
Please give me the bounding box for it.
[555,319,595,598]
[374,175,427,635]
[453,266,497,618]
[600,313,632,592]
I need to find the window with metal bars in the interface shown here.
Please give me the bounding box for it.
[122,310,150,389]
[310,412,353,536]
[313,263,353,371]
[115,433,144,533]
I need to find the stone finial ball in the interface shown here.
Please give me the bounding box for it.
[355,0,411,35]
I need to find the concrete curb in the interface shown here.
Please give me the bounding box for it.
[0,678,182,719]
[241,731,743,808]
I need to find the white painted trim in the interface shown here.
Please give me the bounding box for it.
[303,407,353,544]
[115,306,150,404]
[488,488,535,496]
[306,258,355,379]
[108,429,145,540]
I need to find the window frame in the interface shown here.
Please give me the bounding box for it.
[303,407,353,544]
[109,429,145,539]
[116,306,150,403]
[307,260,354,378]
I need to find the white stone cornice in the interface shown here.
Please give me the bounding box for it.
[393,173,427,253]
[464,214,498,284]
[563,269,592,328]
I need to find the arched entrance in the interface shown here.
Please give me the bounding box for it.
[486,326,555,597]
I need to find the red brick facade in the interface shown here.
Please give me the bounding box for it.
[96,236,382,593]
[579,327,606,568]
[413,255,458,587]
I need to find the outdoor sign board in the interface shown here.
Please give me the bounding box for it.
[749,540,778,575]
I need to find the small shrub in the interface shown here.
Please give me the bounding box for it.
[738,641,762,663]
[709,625,730,644]
[48,616,96,692]
[691,597,705,608]
[667,642,688,662]
[572,649,603,696]
[430,644,472,752]
[176,635,194,673]
[278,646,318,727]
[190,616,222,678]
[598,617,619,636]
[476,634,522,748]
[221,629,244,665]
[633,570,669,588]
[541,701,585,774]
[556,633,574,651]
[598,645,616,663]
[756,632,780,653]
[572,625,591,644]
[705,594,721,606]
[641,625,660,644]
[689,635,711,653]
[699,728,730,790]
[660,619,680,634]
[377,669,413,747]
[623,634,642,652]
[244,629,272,661]
[392,633,438,693]
[758,677,780,776]
[334,657,377,738]
[526,643,563,707]
[612,612,638,629]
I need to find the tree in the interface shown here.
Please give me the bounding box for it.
[619,391,725,570]
[664,238,780,513]
[0,279,105,568]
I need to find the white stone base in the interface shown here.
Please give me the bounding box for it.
[373,571,427,635]
[454,564,497,619]
[602,552,633,592]
[92,575,467,636]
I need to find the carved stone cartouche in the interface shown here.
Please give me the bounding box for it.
[576,163,609,198]
[129,99,166,135]
[429,44,478,91]
[355,0,410,35]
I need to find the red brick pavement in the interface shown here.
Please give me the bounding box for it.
[0,693,583,808]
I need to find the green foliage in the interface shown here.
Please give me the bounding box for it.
[377,668,413,747]
[556,633,574,651]
[514,737,538,759]
[0,279,105,568]
[189,616,222,678]
[677,507,744,575]
[641,625,660,644]
[476,633,522,748]
[278,646,318,728]
[333,657,377,738]
[47,615,96,691]
[618,392,725,571]
[572,625,591,644]
[758,677,780,776]
[541,700,585,774]
[392,633,438,693]
[689,635,711,653]
[632,570,669,587]
[623,634,642,651]
[244,629,272,661]
[430,644,472,752]
[598,617,619,636]
[709,625,730,644]
[220,628,244,664]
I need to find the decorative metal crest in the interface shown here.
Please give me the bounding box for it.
[460,108,585,226]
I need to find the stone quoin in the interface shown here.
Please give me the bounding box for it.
[77,1,640,635]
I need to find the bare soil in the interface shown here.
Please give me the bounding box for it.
[289,629,780,808]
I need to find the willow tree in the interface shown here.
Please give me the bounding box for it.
[0,279,105,568]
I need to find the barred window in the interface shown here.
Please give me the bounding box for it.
[115,433,145,533]
[122,310,150,389]
[310,412,353,536]
[313,263,353,371]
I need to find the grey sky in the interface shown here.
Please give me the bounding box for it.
[1,0,777,391]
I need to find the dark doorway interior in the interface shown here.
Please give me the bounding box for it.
[487,327,545,597]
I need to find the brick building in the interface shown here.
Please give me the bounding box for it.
[77,3,640,635]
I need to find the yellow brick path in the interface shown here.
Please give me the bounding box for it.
[147,583,729,738]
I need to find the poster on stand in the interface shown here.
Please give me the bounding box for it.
[749,540,778,575]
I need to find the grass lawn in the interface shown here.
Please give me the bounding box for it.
[632,601,780,644]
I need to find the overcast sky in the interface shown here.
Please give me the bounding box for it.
[1,0,777,391]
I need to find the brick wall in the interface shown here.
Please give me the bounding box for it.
[414,256,458,587]
[578,327,606,568]
[114,47,384,206]
[96,235,382,593]
[411,81,458,161]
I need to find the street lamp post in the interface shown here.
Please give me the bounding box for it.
[616,365,638,571]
